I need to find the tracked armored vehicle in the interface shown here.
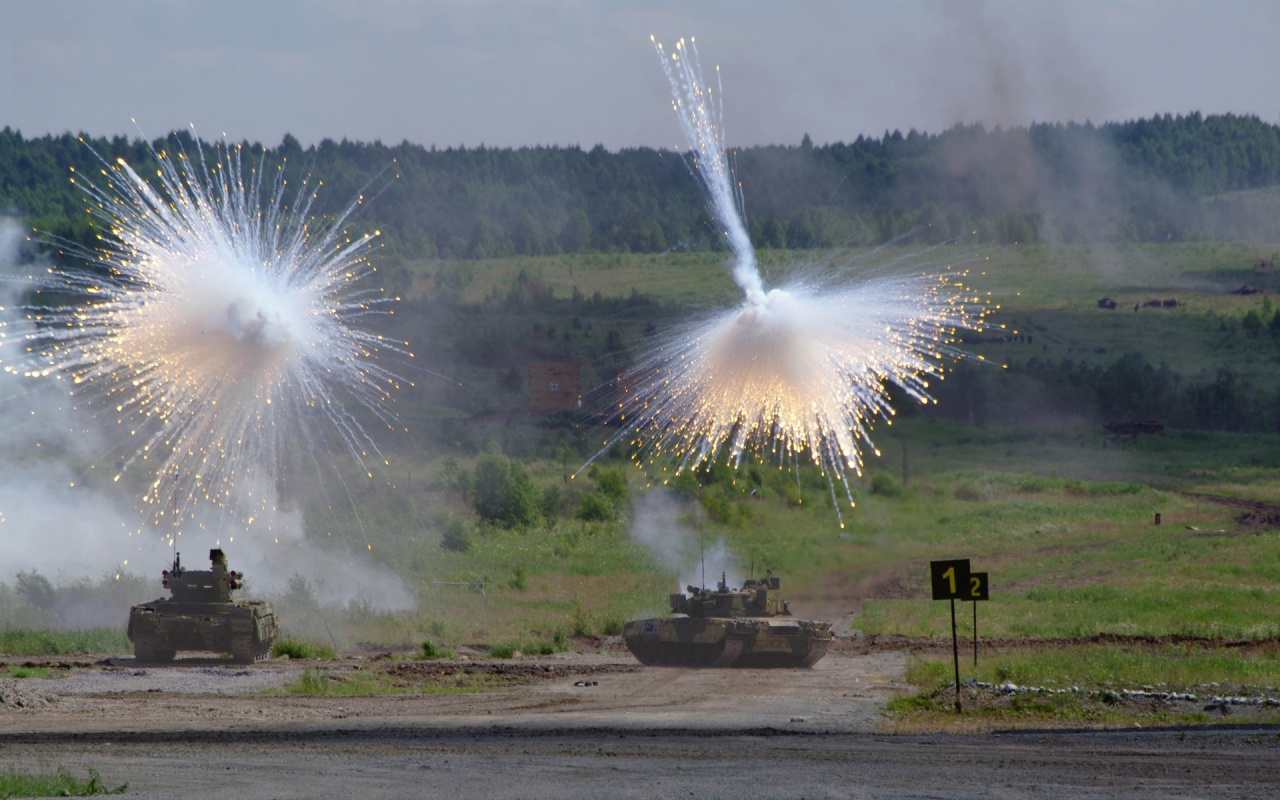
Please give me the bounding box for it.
[127,549,278,664]
[623,573,833,668]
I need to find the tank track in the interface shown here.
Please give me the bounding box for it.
[132,633,176,664]
[796,637,830,667]
[626,637,745,667]
[231,634,273,664]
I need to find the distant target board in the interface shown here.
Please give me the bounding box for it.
[529,362,581,412]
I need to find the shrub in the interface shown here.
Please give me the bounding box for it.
[589,465,629,505]
[471,454,540,528]
[869,469,903,497]
[272,637,337,660]
[489,642,517,659]
[440,516,473,553]
[576,491,616,521]
[702,490,749,526]
[539,484,566,519]
[420,639,453,659]
[291,668,332,694]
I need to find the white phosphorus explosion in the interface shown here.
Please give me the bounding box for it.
[585,38,992,527]
[5,128,409,547]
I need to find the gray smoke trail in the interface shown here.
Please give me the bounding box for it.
[631,489,743,592]
[653,36,763,304]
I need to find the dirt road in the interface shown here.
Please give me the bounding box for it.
[2,644,1278,798]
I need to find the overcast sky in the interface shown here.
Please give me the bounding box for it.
[3,0,1279,151]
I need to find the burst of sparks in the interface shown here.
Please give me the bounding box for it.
[7,128,408,541]
[585,39,990,526]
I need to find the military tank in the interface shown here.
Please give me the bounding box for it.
[127,548,278,664]
[622,573,833,668]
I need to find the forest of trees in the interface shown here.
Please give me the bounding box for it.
[3,111,1280,260]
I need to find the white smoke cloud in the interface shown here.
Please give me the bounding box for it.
[0,217,157,580]
[0,217,414,613]
[630,489,743,593]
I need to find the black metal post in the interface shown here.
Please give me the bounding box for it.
[973,600,979,667]
[951,598,962,713]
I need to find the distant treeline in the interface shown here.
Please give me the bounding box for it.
[931,352,1280,434]
[4,111,1280,258]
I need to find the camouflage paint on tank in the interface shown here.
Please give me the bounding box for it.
[623,573,833,668]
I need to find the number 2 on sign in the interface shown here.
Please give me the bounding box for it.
[970,576,981,597]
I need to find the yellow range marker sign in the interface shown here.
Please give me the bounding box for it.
[931,559,989,602]
[930,558,991,711]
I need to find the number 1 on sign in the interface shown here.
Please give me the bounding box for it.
[942,566,957,595]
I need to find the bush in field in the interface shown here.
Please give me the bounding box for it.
[539,485,567,518]
[702,488,751,527]
[272,636,337,660]
[489,642,517,659]
[575,464,629,521]
[421,639,453,659]
[291,668,332,694]
[440,516,473,552]
[471,454,540,528]
[589,465,628,505]
[869,469,904,497]
[576,491,617,521]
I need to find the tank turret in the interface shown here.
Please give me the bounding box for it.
[127,548,278,664]
[623,572,833,668]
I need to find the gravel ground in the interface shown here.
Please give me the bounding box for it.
[2,642,1279,798]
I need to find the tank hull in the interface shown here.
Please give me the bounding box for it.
[127,599,278,664]
[623,616,832,668]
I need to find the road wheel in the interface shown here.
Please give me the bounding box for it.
[710,638,744,667]
[691,641,722,668]
[628,640,659,665]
